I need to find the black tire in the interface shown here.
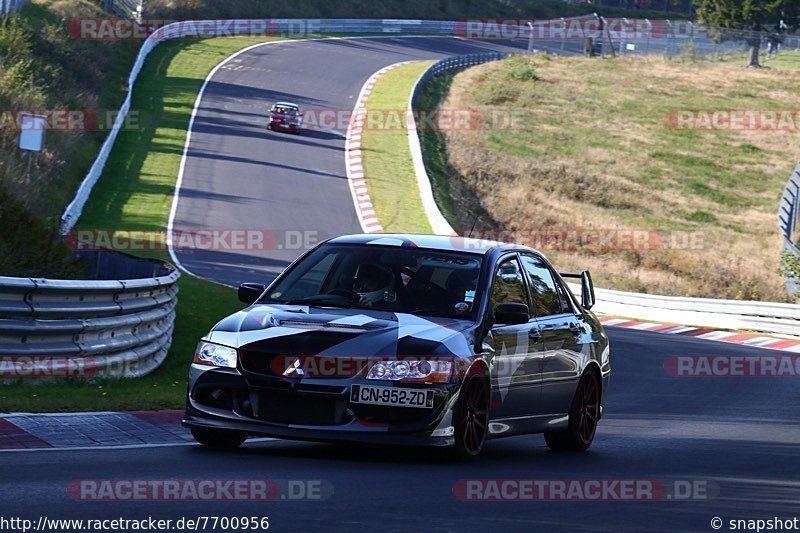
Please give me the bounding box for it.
[544,371,600,452]
[453,375,490,461]
[191,427,247,451]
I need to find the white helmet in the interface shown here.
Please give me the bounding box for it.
[353,262,395,305]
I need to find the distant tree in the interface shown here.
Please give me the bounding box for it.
[695,0,800,67]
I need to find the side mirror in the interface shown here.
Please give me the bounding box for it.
[493,302,530,325]
[559,270,596,310]
[580,271,595,310]
[238,283,266,304]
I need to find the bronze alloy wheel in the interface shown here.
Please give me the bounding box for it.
[545,371,600,452]
[454,376,490,460]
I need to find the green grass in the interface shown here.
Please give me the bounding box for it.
[764,50,800,70]
[0,37,275,413]
[429,53,800,301]
[0,0,141,277]
[360,61,434,233]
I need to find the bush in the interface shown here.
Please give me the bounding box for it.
[780,250,800,297]
[504,55,538,81]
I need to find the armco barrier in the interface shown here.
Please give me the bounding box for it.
[0,252,179,380]
[565,283,800,337]
[779,163,800,295]
[407,52,507,237]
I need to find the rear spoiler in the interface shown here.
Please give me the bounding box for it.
[559,271,596,310]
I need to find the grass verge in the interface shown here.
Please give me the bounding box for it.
[361,61,434,233]
[0,37,275,413]
[428,52,800,301]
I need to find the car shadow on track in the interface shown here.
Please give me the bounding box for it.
[182,435,613,468]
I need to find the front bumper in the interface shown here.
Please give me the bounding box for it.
[269,120,300,131]
[183,365,457,447]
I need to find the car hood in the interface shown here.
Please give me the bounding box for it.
[206,305,475,358]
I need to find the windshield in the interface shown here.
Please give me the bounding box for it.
[274,106,299,115]
[261,244,483,318]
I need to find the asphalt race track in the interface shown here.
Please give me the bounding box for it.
[3,328,798,531]
[169,36,530,286]
[2,37,798,532]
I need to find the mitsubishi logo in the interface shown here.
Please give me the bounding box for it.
[282,358,304,377]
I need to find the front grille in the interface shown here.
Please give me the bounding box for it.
[240,350,278,375]
[240,331,362,378]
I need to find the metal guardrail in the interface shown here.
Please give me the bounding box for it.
[0,253,179,381]
[779,164,800,295]
[0,0,29,15]
[407,52,507,237]
[567,283,800,337]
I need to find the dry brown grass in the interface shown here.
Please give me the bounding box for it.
[439,54,800,301]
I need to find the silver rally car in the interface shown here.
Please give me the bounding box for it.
[183,234,610,460]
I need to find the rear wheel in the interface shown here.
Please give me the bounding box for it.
[191,427,247,451]
[544,371,600,452]
[453,375,489,461]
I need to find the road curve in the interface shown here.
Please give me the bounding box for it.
[169,36,527,287]
[4,36,795,533]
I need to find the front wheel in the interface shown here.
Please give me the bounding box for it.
[191,427,248,451]
[544,371,600,452]
[453,375,490,461]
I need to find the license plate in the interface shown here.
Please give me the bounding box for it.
[350,385,434,409]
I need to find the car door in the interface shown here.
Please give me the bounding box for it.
[519,253,587,416]
[485,255,544,419]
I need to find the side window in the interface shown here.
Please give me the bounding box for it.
[520,254,564,317]
[490,257,528,311]
[552,275,575,314]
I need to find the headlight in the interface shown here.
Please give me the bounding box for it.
[366,359,452,383]
[193,341,238,368]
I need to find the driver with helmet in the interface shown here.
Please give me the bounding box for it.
[352,262,397,306]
